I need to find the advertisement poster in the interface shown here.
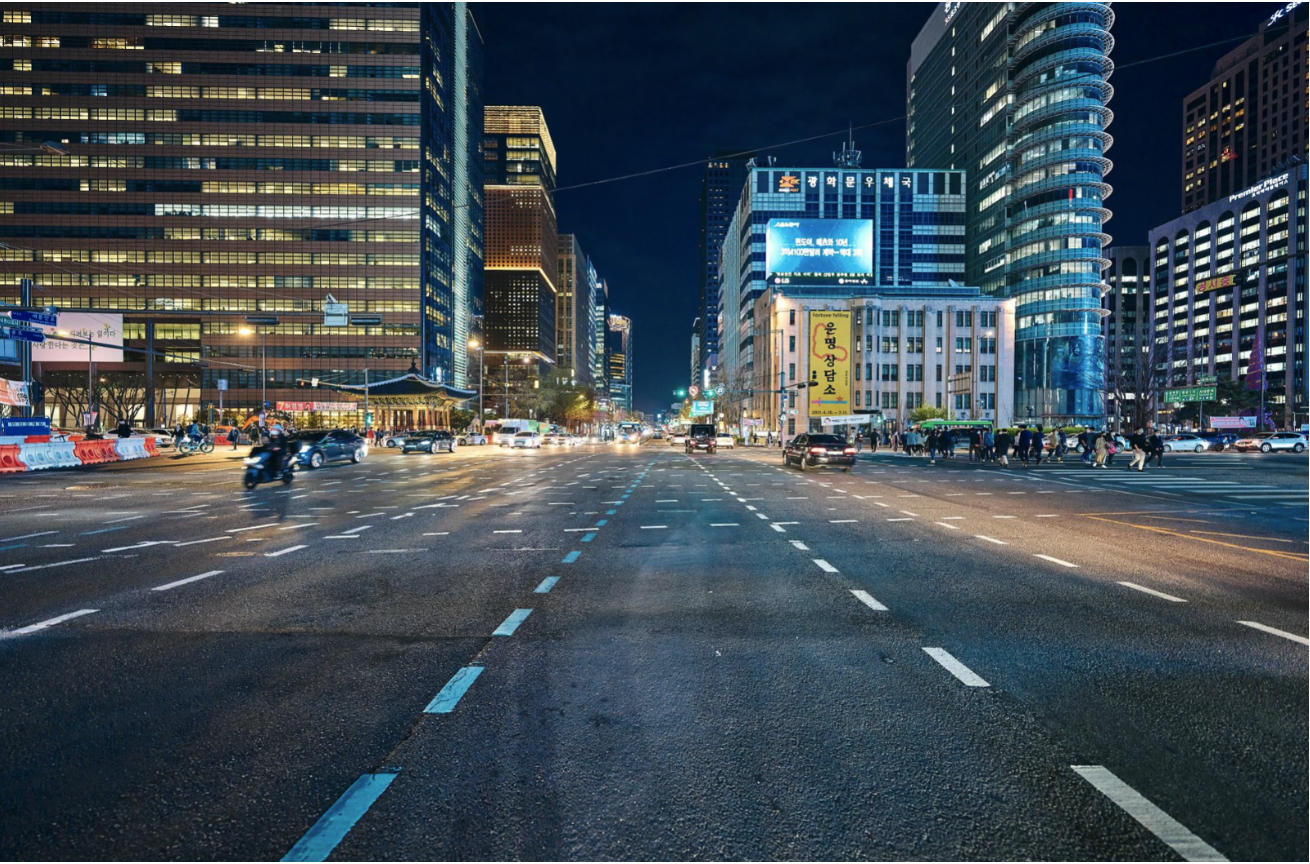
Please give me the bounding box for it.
[766,219,873,284]
[0,377,28,407]
[809,310,852,418]
[31,313,123,363]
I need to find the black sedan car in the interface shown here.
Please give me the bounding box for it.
[783,433,856,472]
[401,430,456,454]
[289,429,368,469]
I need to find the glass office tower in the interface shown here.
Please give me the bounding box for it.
[0,3,424,426]
[908,2,1115,425]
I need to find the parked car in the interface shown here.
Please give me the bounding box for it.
[1233,431,1307,453]
[511,430,542,449]
[1163,433,1214,453]
[290,429,368,468]
[783,433,856,472]
[148,428,176,448]
[715,434,736,450]
[402,430,456,454]
[457,432,489,446]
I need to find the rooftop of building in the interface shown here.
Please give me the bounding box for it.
[485,105,557,175]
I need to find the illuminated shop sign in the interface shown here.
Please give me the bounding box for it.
[1228,172,1288,202]
[765,219,873,285]
[776,173,800,193]
[1196,274,1234,294]
[1268,1,1304,25]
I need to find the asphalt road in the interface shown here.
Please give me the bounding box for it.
[0,441,1305,861]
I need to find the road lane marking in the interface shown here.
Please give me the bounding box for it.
[562,551,580,563]
[153,570,224,592]
[0,531,57,542]
[975,535,1008,545]
[6,556,102,573]
[830,519,858,523]
[922,648,989,687]
[640,525,667,529]
[813,559,838,573]
[710,523,739,527]
[1118,582,1187,603]
[425,666,484,713]
[278,522,320,531]
[1080,514,1309,562]
[104,515,146,523]
[356,512,386,519]
[993,515,1016,519]
[81,526,127,536]
[755,513,770,520]
[103,541,165,553]
[1071,765,1227,862]
[534,576,560,594]
[581,532,597,542]
[850,590,888,611]
[422,532,450,537]
[1035,554,1079,568]
[173,536,232,547]
[1236,620,1309,646]
[769,524,786,532]
[265,545,307,558]
[887,518,913,522]
[7,608,98,636]
[492,608,533,636]
[281,772,400,863]
[874,502,890,508]
[493,530,522,534]
[390,512,414,520]
[228,523,279,534]
[935,522,961,530]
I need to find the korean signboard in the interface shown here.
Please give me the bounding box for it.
[690,400,715,417]
[1163,386,1217,403]
[275,401,359,413]
[766,219,873,285]
[31,313,123,363]
[1196,274,1234,294]
[808,310,852,418]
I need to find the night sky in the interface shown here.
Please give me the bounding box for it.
[473,2,1264,416]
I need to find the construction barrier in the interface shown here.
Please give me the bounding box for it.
[115,438,150,461]
[46,441,82,469]
[144,436,160,457]
[0,443,25,473]
[18,441,58,470]
[0,435,168,475]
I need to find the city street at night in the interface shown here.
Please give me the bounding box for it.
[0,443,1304,861]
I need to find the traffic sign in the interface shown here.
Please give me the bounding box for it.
[1163,385,1217,402]
[7,309,57,328]
[1197,374,1218,385]
[689,385,700,398]
[690,400,714,416]
[0,325,45,343]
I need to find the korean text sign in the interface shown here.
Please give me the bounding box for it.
[808,310,852,418]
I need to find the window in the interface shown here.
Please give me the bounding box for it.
[881,310,900,327]
[788,308,795,325]
[956,337,973,352]
[788,362,795,382]
[788,335,795,353]
[935,336,943,353]
[880,336,899,353]
[956,310,973,327]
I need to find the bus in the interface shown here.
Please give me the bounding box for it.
[616,422,642,444]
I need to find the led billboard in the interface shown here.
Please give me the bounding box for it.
[766,219,873,286]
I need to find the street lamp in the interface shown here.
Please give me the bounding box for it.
[57,327,94,429]
[468,337,484,429]
[242,315,278,410]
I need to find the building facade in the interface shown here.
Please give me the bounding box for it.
[606,313,631,415]
[749,287,1016,438]
[421,2,483,388]
[482,106,557,386]
[907,2,1116,426]
[0,3,426,427]
[1182,3,1308,212]
[1147,164,1307,427]
[689,316,701,389]
[557,233,598,387]
[698,148,753,390]
[1101,245,1151,426]
[717,161,967,405]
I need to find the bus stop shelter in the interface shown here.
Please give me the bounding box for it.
[319,371,477,431]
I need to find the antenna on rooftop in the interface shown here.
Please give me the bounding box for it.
[834,123,862,168]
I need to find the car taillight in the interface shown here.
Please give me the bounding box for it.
[809,447,826,454]
[843,447,856,454]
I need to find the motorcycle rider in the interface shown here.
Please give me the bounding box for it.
[264,427,288,477]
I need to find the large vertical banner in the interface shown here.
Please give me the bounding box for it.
[809,310,852,417]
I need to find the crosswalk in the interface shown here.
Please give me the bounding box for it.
[1034,470,1308,508]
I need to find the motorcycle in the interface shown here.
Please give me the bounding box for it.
[242,446,294,489]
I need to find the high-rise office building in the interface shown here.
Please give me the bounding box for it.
[698,148,753,389]
[1182,3,1308,213]
[716,160,967,398]
[907,2,1116,425]
[690,316,702,389]
[482,106,557,387]
[607,313,631,415]
[421,2,483,388]
[1101,245,1151,426]
[0,3,424,428]
[557,233,598,386]
[593,276,610,395]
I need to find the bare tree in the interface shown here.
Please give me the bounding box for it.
[1107,337,1193,431]
[99,372,147,428]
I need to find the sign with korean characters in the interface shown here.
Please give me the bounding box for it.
[1163,386,1217,403]
[808,310,852,418]
[690,400,715,417]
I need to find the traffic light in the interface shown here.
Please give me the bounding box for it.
[674,388,687,398]
[27,381,44,404]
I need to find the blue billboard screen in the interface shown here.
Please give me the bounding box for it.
[766,219,873,284]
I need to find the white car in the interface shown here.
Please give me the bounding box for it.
[715,435,736,449]
[565,435,584,446]
[543,432,567,445]
[1163,433,1212,453]
[381,434,407,448]
[511,431,542,449]
[458,433,488,446]
[669,433,687,446]
[1233,431,1307,453]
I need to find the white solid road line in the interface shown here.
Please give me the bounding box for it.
[265,545,307,558]
[922,647,990,687]
[935,522,961,530]
[1118,582,1187,603]
[1035,554,1079,568]
[640,525,668,529]
[8,556,102,573]
[1236,620,1310,646]
[0,531,58,542]
[8,608,99,636]
[493,530,523,534]
[153,570,224,592]
[850,589,888,611]
[974,535,1008,545]
[710,523,739,527]
[829,519,858,523]
[228,523,279,534]
[813,559,838,573]
[1071,765,1227,861]
[769,523,786,533]
[790,540,809,550]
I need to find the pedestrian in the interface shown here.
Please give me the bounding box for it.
[1147,430,1165,468]
[1033,425,1045,466]
[116,418,132,438]
[940,428,953,459]
[927,429,938,462]
[1079,429,1092,464]
[1094,430,1108,467]
[1017,426,1032,467]
[1129,427,1148,471]
[982,428,994,462]
[995,428,1011,468]
[969,428,981,462]
[228,425,240,450]
[1057,428,1068,462]
[1105,432,1119,466]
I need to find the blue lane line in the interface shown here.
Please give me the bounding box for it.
[605,510,616,516]
[534,576,560,594]
[81,526,127,535]
[424,666,484,714]
[595,519,607,527]
[492,608,533,636]
[562,550,581,564]
[581,532,597,543]
[281,772,399,862]
[0,543,26,552]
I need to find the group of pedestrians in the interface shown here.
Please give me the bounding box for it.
[887,424,1168,470]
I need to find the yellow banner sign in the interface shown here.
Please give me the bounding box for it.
[808,310,852,417]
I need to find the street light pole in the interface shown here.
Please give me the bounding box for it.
[260,330,267,409]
